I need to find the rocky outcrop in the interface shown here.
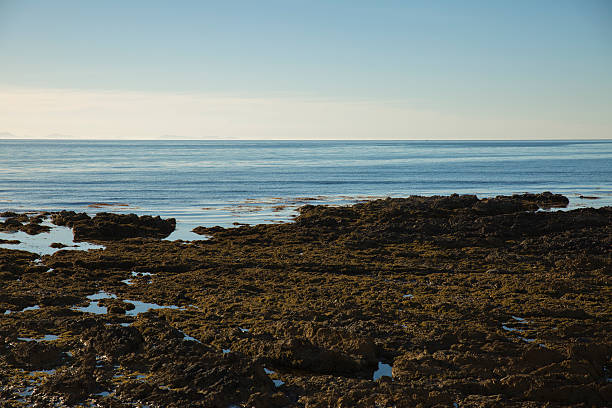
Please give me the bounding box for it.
[52,211,176,241]
[0,194,610,406]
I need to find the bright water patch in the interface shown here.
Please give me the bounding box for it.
[17,386,34,398]
[511,316,528,323]
[263,368,285,387]
[75,302,107,314]
[73,291,116,314]
[122,271,154,285]
[0,219,104,255]
[73,290,183,316]
[372,361,393,381]
[17,334,59,342]
[180,331,201,343]
[30,369,57,376]
[163,223,210,241]
[4,305,40,314]
[88,291,117,301]
[125,300,182,316]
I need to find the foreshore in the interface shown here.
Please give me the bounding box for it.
[0,193,610,407]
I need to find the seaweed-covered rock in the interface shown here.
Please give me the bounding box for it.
[52,211,175,241]
[1,194,610,406]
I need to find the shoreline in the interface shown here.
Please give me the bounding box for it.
[0,193,610,406]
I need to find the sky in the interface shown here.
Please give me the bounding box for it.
[0,0,611,140]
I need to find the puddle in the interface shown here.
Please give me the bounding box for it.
[88,291,117,301]
[73,291,116,314]
[0,218,105,255]
[4,305,40,314]
[403,294,413,299]
[263,368,285,388]
[239,327,249,333]
[122,271,154,285]
[17,334,59,342]
[94,391,111,397]
[17,386,34,398]
[75,302,108,314]
[222,349,231,354]
[501,325,521,333]
[519,337,536,343]
[181,331,201,343]
[120,322,132,327]
[72,290,182,316]
[30,369,56,375]
[163,221,211,242]
[511,316,528,324]
[125,300,182,316]
[114,371,147,381]
[372,361,393,381]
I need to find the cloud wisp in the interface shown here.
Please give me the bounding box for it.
[0,87,607,140]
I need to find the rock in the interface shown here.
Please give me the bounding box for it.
[39,365,100,405]
[50,242,68,249]
[0,193,609,406]
[8,341,63,369]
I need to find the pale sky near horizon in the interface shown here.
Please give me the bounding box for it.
[0,0,611,140]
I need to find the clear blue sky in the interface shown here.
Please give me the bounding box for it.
[0,0,611,139]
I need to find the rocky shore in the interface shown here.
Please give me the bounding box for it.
[0,193,610,407]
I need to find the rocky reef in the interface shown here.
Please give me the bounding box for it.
[0,193,610,407]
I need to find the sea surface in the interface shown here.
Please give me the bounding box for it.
[1,140,611,236]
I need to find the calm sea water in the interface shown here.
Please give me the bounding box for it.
[1,140,610,232]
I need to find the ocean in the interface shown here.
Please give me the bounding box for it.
[1,139,611,236]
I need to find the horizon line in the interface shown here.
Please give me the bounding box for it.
[1,137,611,142]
